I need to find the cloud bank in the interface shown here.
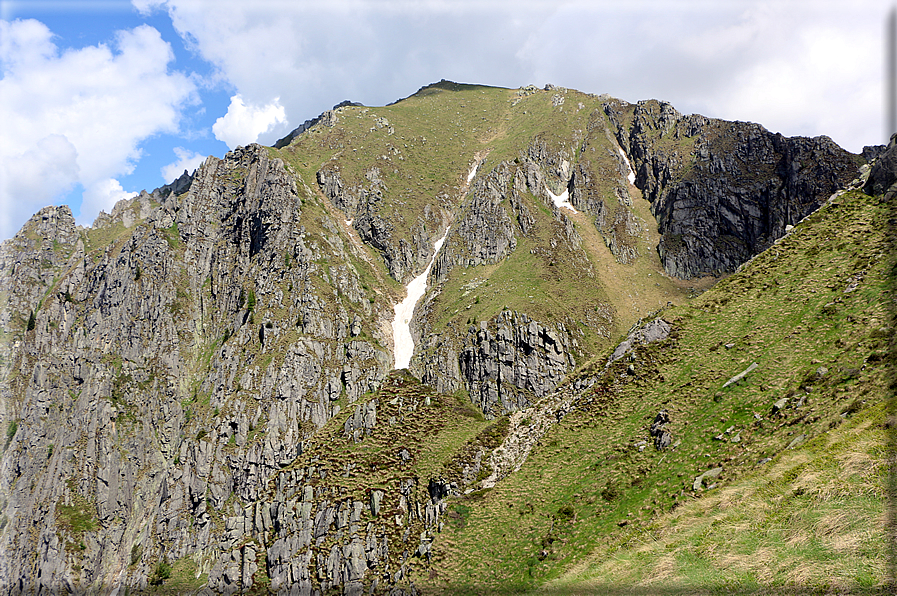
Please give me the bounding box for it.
[137,0,884,154]
[212,94,287,150]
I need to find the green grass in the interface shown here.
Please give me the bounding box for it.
[84,220,130,254]
[56,500,98,535]
[542,405,889,595]
[145,555,208,594]
[56,480,99,559]
[162,221,180,249]
[5,420,17,448]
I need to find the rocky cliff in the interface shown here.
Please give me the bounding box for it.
[0,144,396,593]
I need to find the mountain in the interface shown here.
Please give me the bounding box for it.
[0,81,889,595]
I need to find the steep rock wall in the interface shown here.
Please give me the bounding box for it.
[0,145,392,593]
[605,99,860,278]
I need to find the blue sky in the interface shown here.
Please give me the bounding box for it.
[0,0,890,239]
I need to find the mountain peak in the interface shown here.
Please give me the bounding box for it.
[0,82,885,595]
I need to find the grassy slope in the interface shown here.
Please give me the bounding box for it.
[421,186,894,594]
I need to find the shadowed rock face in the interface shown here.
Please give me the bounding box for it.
[864,133,897,198]
[605,99,859,278]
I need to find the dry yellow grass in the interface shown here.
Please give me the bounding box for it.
[540,400,890,595]
[643,554,677,584]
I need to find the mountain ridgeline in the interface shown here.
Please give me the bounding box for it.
[0,82,890,595]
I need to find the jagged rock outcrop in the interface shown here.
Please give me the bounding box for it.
[456,313,574,416]
[0,144,393,593]
[609,317,672,364]
[605,99,860,278]
[519,124,641,266]
[430,163,518,281]
[414,311,575,418]
[316,166,446,283]
[568,158,641,264]
[864,133,897,198]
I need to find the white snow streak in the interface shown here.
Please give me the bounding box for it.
[392,230,448,369]
[617,147,636,185]
[467,163,478,184]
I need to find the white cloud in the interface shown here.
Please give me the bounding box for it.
[709,23,879,152]
[161,146,206,183]
[212,94,286,149]
[513,2,885,152]
[80,178,137,224]
[136,0,885,154]
[0,134,79,240]
[0,18,196,236]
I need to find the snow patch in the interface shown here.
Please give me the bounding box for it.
[392,229,449,369]
[545,185,578,213]
[467,160,479,184]
[617,147,636,185]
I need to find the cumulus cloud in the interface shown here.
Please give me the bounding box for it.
[80,178,137,223]
[0,18,196,237]
[0,134,79,240]
[161,147,207,183]
[212,94,286,149]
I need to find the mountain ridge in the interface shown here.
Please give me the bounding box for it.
[0,81,890,595]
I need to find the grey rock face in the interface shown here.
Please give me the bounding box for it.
[456,312,574,417]
[649,410,672,451]
[864,133,897,198]
[693,467,723,491]
[0,143,392,593]
[416,310,575,418]
[605,98,859,278]
[609,317,672,364]
[569,161,640,264]
[316,166,446,284]
[344,400,377,443]
[442,164,518,271]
